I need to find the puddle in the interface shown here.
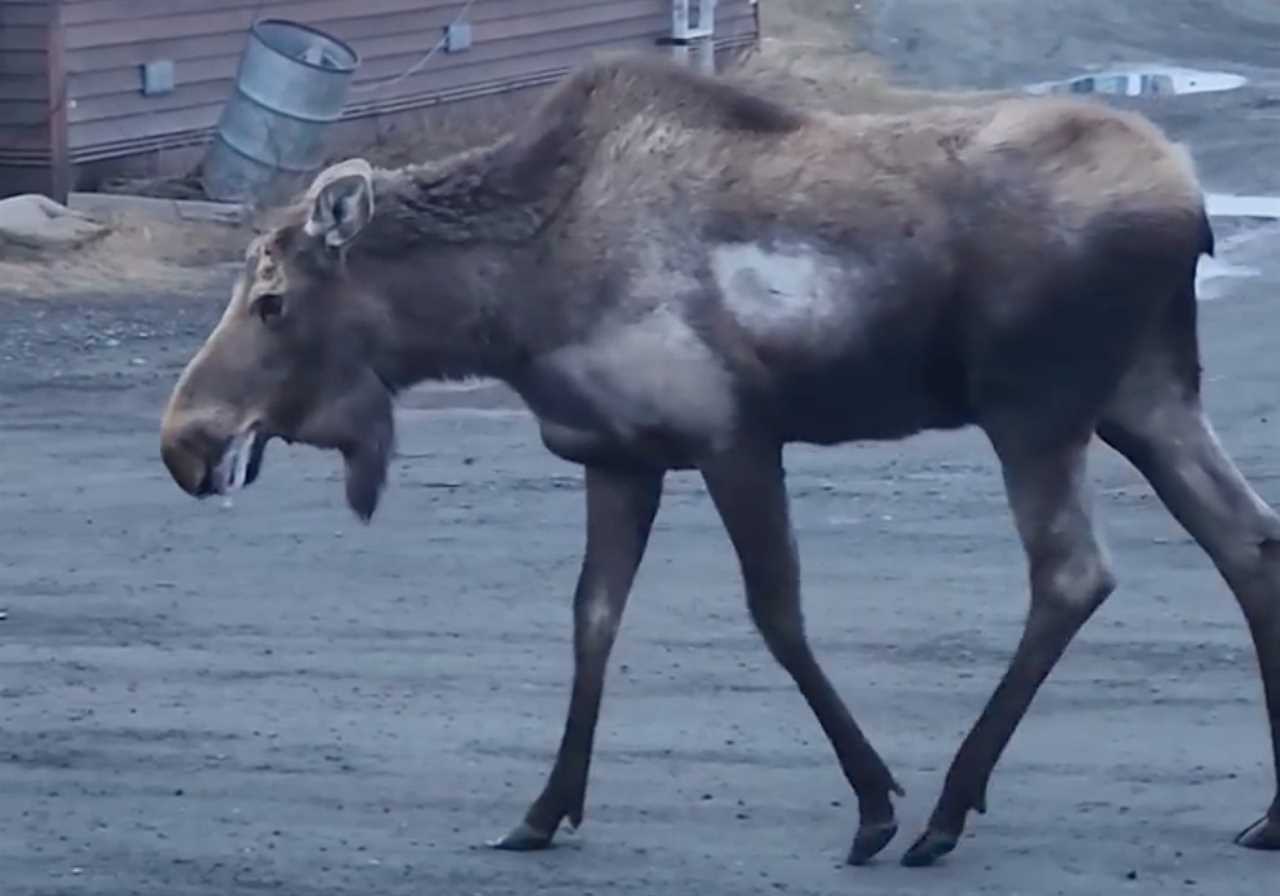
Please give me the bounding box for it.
[1025,65,1247,97]
[1205,193,1280,220]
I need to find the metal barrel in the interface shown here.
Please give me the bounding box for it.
[201,19,360,204]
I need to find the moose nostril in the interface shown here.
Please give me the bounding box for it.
[160,425,223,498]
[189,434,232,498]
[193,465,215,498]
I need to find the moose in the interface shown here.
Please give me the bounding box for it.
[159,55,1280,867]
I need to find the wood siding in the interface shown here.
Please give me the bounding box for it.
[60,0,758,163]
[1,0,57,177]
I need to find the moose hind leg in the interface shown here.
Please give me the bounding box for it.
[1098,398,1280,851]
[490,465,663,851]
[902,433,1116,867]
[701,442,905,866]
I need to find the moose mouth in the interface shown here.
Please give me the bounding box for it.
[190,379,393,520]
[209,427,267,495]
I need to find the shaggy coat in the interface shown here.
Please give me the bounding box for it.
[159,56,1280,870]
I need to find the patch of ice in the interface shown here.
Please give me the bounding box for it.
[1205,193,1280,220]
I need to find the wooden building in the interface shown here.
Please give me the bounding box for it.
[0,1,759,201]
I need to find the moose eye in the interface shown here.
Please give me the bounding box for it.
[253,292,284,324]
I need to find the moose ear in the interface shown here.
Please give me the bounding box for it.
[304,158,375,248]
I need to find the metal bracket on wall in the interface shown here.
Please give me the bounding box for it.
[671,0,716,41]
[663,0,717,74]
[445,22,472,53]
[140,60,176,96]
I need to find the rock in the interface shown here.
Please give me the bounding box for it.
[0,194,110,252]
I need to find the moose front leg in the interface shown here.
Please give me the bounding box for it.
[490,464,664,851]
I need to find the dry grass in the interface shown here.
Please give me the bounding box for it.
[0,207,251,298]
[729,0,1003,115]
[728,37,999,116]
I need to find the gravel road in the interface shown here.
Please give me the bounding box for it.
[4,3,1280,893]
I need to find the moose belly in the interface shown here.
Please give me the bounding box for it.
[517,305,738,464]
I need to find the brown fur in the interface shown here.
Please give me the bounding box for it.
[159,55,1280,868]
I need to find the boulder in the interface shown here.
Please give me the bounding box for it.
[0,194,110,252]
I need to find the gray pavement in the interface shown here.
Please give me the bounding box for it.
[5,3,1280,893]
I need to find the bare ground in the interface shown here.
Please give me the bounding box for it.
[3,261,1280,895]
[4,2,1280,894]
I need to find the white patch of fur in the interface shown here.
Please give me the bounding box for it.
[582,594,619,644]
[546,304,736,451]
[710,241,858,355]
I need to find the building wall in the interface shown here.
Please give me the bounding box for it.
[60,0,758,165]
[0,0,62,196]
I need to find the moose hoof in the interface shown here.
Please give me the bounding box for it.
[847,819,899,866]
[487,820,557,852]
[1235,814,1280,851]
[900,829,957,868]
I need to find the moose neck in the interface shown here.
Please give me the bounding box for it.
[351,242,530,391]
[321,138,581,391]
